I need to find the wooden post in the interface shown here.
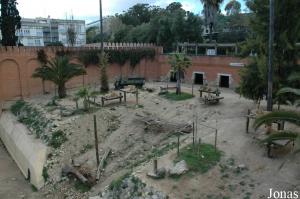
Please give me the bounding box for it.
[123,91,127,102]
[192,83,194,96]
[192,122,195,147]
[177,133,180,156]
[198,138,201,155]
[136,89,139,105]
[215,129,218,152]
[246,109,250,133]
[94,115,100,167]
[153,159,158,174]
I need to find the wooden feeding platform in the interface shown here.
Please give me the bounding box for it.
[199,87,220,97]
[159,85,177,94]
[199,87,223,104]
[101,93,123,106]
[119,86,138,103]
[203,95,224,105]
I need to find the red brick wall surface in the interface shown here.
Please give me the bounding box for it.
[0,47,247,100]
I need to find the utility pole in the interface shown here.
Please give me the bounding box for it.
[99,0,104,52]
[267,0,275,111]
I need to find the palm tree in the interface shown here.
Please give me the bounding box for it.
[168,53,192,95]
[253,73,300,156]
[200,0,224,42]
[33,56,86,98]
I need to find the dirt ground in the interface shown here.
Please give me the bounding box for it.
[1,82,299,199]
[0,140,36,199]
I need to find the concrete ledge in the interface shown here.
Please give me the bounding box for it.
[0,112,47,189]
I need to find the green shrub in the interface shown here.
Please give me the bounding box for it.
[74,181,91,193]
[42,167,49,181]
[49,130,67,148]
[11,100,26,115]
[109,172,131,191]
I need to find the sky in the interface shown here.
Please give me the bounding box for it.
[17,0,247,24]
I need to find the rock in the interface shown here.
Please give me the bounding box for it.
[89,196,101,199]
[169,160,189,176]
[237,164,247,170]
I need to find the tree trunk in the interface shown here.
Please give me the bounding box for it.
[42,79,46,94]
[209,23,213,43]
[176,71,181,95]
[58,84,66,98]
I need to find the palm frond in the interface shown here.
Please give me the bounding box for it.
[294,136,300,154]
[288,72,300,82]
[253,111,300,130]
[277,87,300,96]
[260,131,298,143]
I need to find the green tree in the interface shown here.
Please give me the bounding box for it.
[99,52,109,93]
[0,0,21,46]
[168,53,192,95]
[118,4,153,26]
[253,68,300,157]
[239,0,300,104]
[225,0,241,16]
[32,56,86,98]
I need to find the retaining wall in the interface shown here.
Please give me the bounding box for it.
[0,112,47,189]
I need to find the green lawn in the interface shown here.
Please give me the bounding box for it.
[176,143,222,173]
[162,92,194,101]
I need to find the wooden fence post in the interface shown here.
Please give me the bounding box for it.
[94,115,100,167]
[177,133,180,156]
[215,129,218,152]
[246,109,250,133]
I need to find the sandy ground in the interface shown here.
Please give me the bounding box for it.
[0,82,299,199]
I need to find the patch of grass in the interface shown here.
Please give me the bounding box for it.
[228,184,237,192]
[13,102,51,140]
[74,181,91,193]
[130,142,177,168]
[161,92,194,101]
[175,143,222,173]
[31,185,38,192]
[11,100,26,115]
[42,167,49,181]
[49,130,67,149]
[109,172,131,191]
[80,144,93,154]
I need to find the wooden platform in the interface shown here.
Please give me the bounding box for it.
[101,93,123,106]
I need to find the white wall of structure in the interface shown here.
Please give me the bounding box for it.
[16,18,86,47]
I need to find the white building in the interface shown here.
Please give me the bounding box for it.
[16,17,86,47]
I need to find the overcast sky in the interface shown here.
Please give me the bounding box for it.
[17,0,246,23]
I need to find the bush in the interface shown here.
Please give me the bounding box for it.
[42,167,49,181]
[10,100,26,115]
[49,130,67,149]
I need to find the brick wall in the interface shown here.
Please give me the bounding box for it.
[0,47,247,101]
